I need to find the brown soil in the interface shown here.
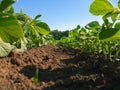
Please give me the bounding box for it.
[0,45,120,90]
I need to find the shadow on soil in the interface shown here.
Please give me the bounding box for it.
[20,53,120,90]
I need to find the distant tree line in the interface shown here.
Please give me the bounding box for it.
[50,30,69,40]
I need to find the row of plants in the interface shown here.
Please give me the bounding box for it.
[1,0,120,84]
[53,0,120,61]
[56,22,120,61]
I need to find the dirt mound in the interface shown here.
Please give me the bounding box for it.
[0,45,120,90]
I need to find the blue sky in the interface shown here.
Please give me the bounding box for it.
[13,0,117,31]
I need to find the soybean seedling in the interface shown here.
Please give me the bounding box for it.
[32,68,39,84]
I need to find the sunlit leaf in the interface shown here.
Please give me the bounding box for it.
[36,21,50,35]
[0,14,24,43]
[90,0,114,16]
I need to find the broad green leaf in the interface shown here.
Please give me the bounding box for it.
[85,21,100,30]
[99,28,120,41]
[0,14,24,43]
[118,0,120,9]
[0,39,14,57]
[90,0,114,16]
[36,22,50,35]
[0,0,15,12]
[114,22,120,29]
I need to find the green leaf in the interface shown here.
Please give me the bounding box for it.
[34,14,42,20]
[114,22,120,29]
[99,28,120,41]
[0,39,14,57]
[26,21,50,37]
[90,0,114,16]
[36,21,50,35]
[118,0,120,9]
[0,14,24,43]
[85,21,100,30]
[0,0,15,12]
[33,68,39,84]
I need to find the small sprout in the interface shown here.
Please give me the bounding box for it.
[32,68,39,84]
